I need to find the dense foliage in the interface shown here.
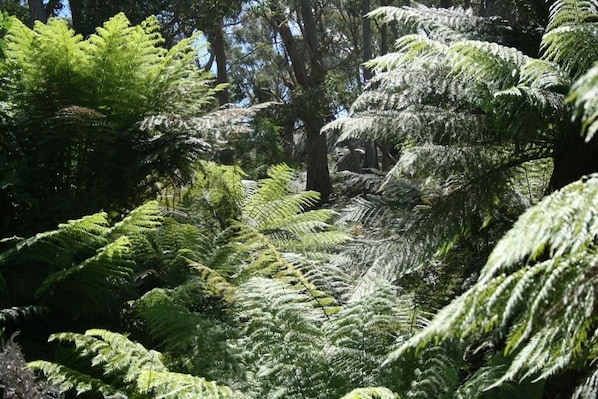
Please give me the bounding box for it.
[0,0,598,398]
[0,13,222,237]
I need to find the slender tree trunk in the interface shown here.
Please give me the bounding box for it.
[362,0,378,170]
[211,18,230,106]
[362,0,373,83]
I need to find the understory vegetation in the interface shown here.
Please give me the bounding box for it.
[1,0,598,397]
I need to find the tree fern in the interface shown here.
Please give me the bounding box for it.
[327,0,597,289]
[393,174,598,397]
[0,14,221,236]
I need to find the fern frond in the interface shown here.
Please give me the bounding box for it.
[0,305,47,326]
[546,0,598,31]
[36,328,244,397]
[572,366,598,399]
[28,360,120,396]
[368,5,486,42]
[541,25,598,78]
[0,211,109,265]
[568,62,598,141]
[189,260,236,301]
[83,13,166,119]
[50,329,167,383]
[401,346,459,399]
[326,282,418,387]
[450,40,527,90]
[340,386,399,399]
[34,236,135,316]
[109,200,163,237]
[4,17,85,111]
[137,370,246,398]
[132,288,207,350]
[541,0,598,77]
[368,34,449,72]
[235,277,331,398]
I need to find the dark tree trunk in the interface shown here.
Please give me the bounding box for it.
[270,0,332,202]
[211,18,230,106]
[362,0,378,170]
[548,128,598,192]
[27,0,46,25]
[69,0,86,34]
[305,117,332,200]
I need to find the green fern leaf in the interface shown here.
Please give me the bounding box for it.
[137,370,245,398]
[340,386,399,399]
[28,360,120,396]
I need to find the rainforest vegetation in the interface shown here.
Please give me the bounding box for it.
[1,0,598,397]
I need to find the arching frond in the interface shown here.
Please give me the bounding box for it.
[131,287,207,350]
[28,360,120,397]
[368,4,515,49]
[0,305,47,328]
[0,202,162,324]
[572,366,598,399]
[546,0,598,30]
[450,41,527,89]
[541,0,598,77]
[32,329,241,398]
[137,370,247,398]
[235,277,331,399]
[109,200,163,237]
[326,282,419,388]
[568,62,598,141]
[340,386,399,399]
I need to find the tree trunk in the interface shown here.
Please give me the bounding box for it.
[270,0,332,201]
[362,0,378,170]
[305,117,332,201]
[211,18,230,106]
[69,0,85,34]
[27,0,46,25]
[362,0,373,82]
[548,128,598,192]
